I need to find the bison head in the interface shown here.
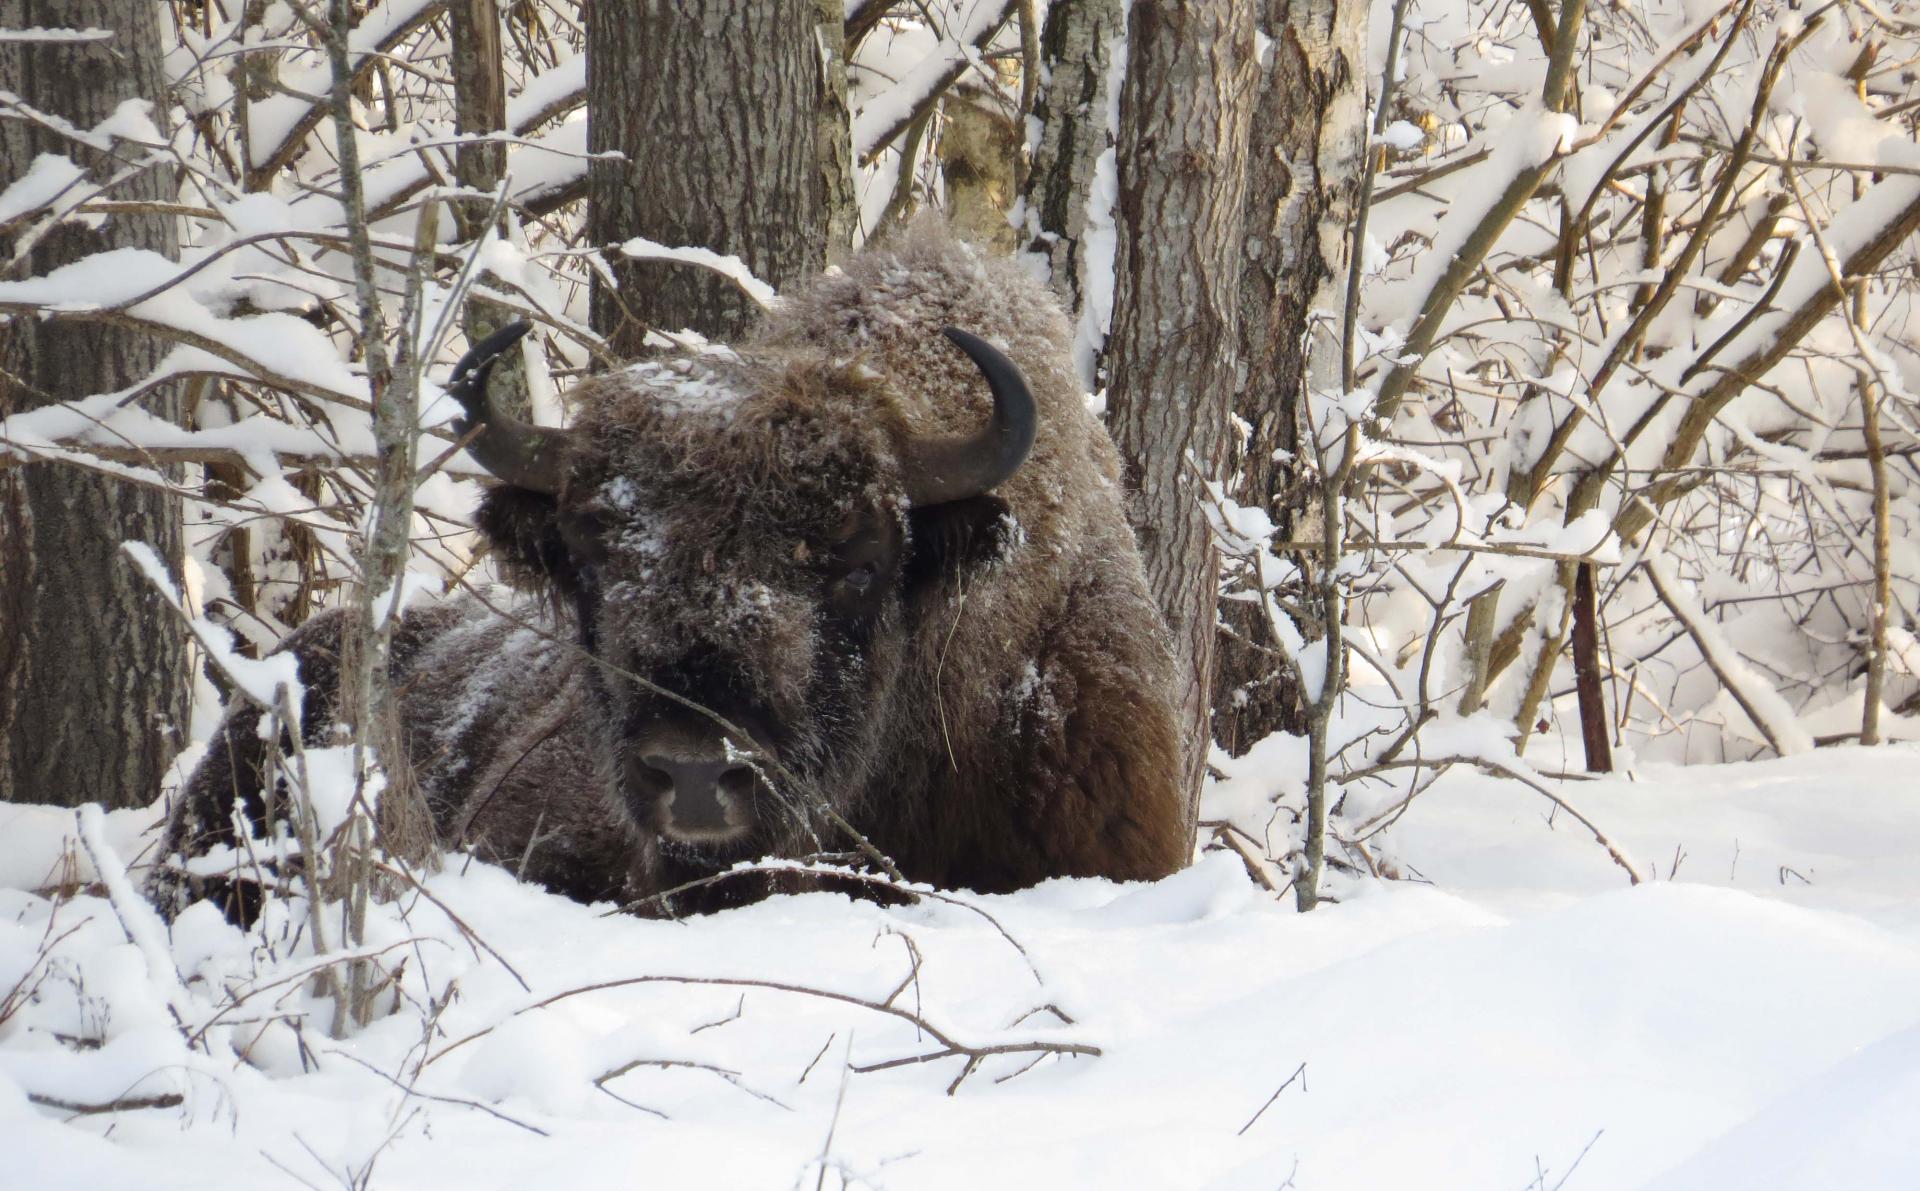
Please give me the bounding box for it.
[445,321,1035,868]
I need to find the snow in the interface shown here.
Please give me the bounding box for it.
[616,237,777,311]
[0,154,85,225]
[850,1,1009,158]
[241,0,440,170]
[506,53,584,133]
[1067,21,1132,390]
[0,248,368,405]
[120,541,303,713]
[0,27,114,43]
[8,0,1920,1182]
[1372,106,1575,325]
[1646,557,1816,757]
[1377,119,1425,151]
[8,748,1920,1187]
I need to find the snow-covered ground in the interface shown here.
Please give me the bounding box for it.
[5,747,1919,1189]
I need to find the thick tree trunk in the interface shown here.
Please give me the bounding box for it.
[0,0,189,808]
[1105,0,1259,828]
[1020,0,1126,387]
[1211,0,1366,755]
[587,0,841,349]
[939,98,1021,253]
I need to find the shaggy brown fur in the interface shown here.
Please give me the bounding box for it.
[154,225,1185,916]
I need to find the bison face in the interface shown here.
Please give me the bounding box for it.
[450,324,1033,865]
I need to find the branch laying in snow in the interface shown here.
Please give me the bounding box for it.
[325,1047,549,1136]
[26,1091,184,1115]
[1334,748,1644,884]
[1238,1061,1308,1136]
[429,964,1097,1096]
[615,858,1048,989]
[180,936,430,1050]
[593,1056,784,1115]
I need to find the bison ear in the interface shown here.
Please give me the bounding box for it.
[475,485,577,596]
[904,495,1016,591]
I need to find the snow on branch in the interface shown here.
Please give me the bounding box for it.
[617,238,777,310]
[1644,557,1814,757]
[852,0,1013,161]
[0,26,114,42]
[243,0,448,187]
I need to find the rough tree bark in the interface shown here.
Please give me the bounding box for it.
[450,0,529,416]
[451,0,507,242]
[0,0,189,808]
[813,0,856,264]
[1570,562,1613,771]
[1105,0,1260,829]
[586,0,848,349]
[1211,0,1365,755]
[1021,0,1125,314]
[939,99,1022,254]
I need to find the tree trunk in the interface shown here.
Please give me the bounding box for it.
[1105,0,1259,829]
[1211,0,1365,755]
[1020,0,1126,388]
[1571,561,1613,771]
[450,0,531,417]
[451,0,508,244]
[939,98,1021,253]
[587,0,840,350]
[813,0,856,264]
[0,0,189,808]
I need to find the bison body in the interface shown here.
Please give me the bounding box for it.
[157,227,1185,913]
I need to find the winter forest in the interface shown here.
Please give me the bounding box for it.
[4,0,1920,1185]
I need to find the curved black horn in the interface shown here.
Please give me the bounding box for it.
[901,327,1038,506]
[446,320,569,495]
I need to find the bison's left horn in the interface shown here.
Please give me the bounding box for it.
[902,327,1038,506]
[446,320,570,495]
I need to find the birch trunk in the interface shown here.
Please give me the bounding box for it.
[1211,0,1366,755]
[1021,0,1126,369]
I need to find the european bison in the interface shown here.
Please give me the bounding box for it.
[154,225,1185,915]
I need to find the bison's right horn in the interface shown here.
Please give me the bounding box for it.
[901,327,1038,506]
[446,320,570,495]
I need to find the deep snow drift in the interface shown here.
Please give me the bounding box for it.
[3,747,1919,1189]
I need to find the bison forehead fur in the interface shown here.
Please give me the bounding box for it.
[155,224,1187,918]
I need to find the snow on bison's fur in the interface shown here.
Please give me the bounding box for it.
[155,227,1187,916]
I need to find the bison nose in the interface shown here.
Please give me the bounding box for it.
[640,754,756,836]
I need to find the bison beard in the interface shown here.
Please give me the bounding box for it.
[154,226,1187,918]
